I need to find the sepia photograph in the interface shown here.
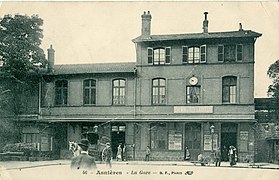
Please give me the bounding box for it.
[0,1,279,180]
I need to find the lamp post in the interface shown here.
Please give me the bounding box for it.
[210,124,215,162]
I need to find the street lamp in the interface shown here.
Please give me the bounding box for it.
[210,124,215,163]
[210,124,215,152]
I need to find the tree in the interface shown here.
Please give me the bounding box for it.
[267,59,279,122]
[0,14,47,145]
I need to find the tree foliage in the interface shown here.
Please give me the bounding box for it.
[0,14,47,115]
[0,14,47,143]
[267,59,279,97]
[267,59,279,122]
[0,14,47,80]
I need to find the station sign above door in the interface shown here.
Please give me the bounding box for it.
[173,106,213,114]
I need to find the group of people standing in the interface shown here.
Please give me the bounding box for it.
[195,145,238,167]
[116,144,127,161]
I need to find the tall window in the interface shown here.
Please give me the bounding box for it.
[152,78,166,105]
[188,47,200,63]
[222,76,237,103]
[147,47,171,65]
[84,79,96,105]
[186,86,201,103]
[55,80,68,105]
[113,79,126,105]
[183,45,206,64]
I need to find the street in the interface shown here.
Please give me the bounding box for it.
[1,163,278,180]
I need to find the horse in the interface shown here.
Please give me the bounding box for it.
[69,141,81,157]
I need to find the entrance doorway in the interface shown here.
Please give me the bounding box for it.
[111,124,126,159]
[221,123,237,161]
[185,123,201,161]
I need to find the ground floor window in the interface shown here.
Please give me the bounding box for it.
[23,133,39,143]
[150,123,183,150]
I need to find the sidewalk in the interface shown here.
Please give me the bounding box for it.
[0,160,278,170]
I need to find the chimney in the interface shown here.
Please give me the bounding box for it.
[47,45,55,72]
[203,12,209,33]
[239,23,243,31]
[141,11,152,37]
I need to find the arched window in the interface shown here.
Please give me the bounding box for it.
[84,79,96,105]
[55,80,68,105]
[222,76,237,103]
[152,78,166,104]
[113,79,126,105]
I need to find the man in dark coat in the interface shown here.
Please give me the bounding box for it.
[70,139,97,170]
[102,142,112,168]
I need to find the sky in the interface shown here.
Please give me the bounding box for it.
[0,1,278,98]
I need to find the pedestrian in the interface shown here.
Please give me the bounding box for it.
[198,153,205,166]
[102,142,112,168]
[228,145,237,167]
[70,139,97,170]
[222,145,228,161]
[145,146,150,161]
[122,144,127,161]
[185,146,191,160]
[214,147,221,167]
[116,144,122,161]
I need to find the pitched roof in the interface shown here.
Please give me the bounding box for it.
[50,62,136,75]
[132,30,262,43]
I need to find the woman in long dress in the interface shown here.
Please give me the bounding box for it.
[116,144,122,161]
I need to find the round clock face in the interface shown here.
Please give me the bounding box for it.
[189,77,198,85]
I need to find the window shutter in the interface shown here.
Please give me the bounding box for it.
[165,47,171,64]
[218,45,224,62]
[200,45,207,63]
[236,44,243,61]
[147,48,153,64]
[182,46,188,63]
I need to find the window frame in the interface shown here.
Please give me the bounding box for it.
[55,80,68,106]
[223,44,243,62]
[222,76,237,104]
[112,79,126,105]
[186,85,201,104]
[152,78,166,105]
[147,47,172,65]
[83,79,97,105]
[183,45,207,64]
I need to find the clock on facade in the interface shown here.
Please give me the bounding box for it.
[189,76,198,85]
